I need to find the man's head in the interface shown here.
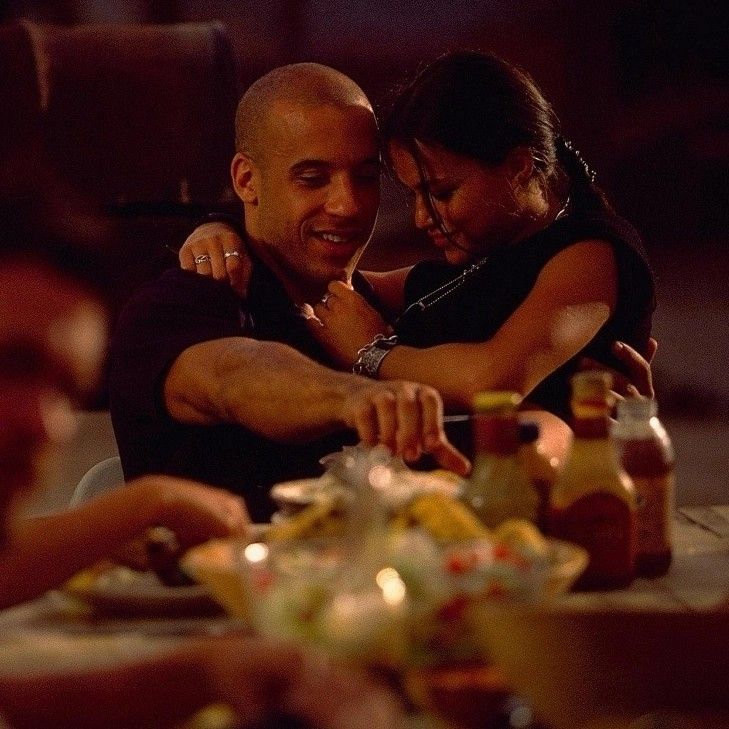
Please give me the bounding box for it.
[231,63,380,302]
[0,160,109,537]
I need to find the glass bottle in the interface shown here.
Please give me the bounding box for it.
[463,391,538,529]
[612,397,675,577]
[549,371,637,590]
[518,421,559,534]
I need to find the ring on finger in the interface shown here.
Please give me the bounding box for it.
[320,293,332,305]
[194,254,212,265]
[223,251,241,259]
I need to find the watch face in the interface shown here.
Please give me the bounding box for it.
[353,335,398,377]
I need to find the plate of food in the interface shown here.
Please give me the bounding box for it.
[270,468,464,523]
[63,562,223,618]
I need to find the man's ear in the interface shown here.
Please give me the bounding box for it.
[231,152,258,204]
[506,146,534,190]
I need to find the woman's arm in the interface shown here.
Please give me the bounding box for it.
[313,240,617,411]
[178,221,251,296]
[378,239,618,409]
[178,221,413,312]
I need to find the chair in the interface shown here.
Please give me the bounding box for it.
[69,455,124,507]
[2,20,241,404]
[2,20,239,306]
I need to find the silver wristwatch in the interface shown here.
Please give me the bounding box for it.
[352,334,399,378]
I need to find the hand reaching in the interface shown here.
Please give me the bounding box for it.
[341,379,470,476]
[580,337,657,400]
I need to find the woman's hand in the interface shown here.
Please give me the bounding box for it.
[580,337,658,399]
[179,222,251,297]
[307,281,390,368]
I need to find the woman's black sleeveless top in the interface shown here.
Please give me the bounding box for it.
[395,207,655,421]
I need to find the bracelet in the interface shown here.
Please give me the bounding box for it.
[352,334,399,378]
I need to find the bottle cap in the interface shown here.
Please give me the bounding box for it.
[617,397,657,420]
[472,391,521,413]
[571,370,611,397]
[570,371,613,416]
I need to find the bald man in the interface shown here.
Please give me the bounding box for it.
[109,64,468,521]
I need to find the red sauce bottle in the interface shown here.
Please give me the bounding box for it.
[612,398,674,577]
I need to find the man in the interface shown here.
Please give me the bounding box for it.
[0,161,405,729]
[109,63,468,521]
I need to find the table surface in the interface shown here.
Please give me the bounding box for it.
[0,507,727,677]
[556,504,729,612]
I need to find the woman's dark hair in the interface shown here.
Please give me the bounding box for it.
[381,49,608,214]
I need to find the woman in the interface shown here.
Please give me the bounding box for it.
[181,50,655,429]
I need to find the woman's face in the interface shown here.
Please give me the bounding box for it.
[389,140,520,265]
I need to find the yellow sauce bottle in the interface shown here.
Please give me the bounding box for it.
[463,391,538,529]
[549,372,637,590]
[518,421,559,533]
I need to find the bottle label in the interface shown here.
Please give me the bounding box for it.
[550,492,635,589]
[633,473,675,556]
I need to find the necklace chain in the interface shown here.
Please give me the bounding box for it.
[396,255,490,327]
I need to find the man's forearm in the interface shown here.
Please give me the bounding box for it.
[165,337,358,441]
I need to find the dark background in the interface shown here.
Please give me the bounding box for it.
[4,0,728,502]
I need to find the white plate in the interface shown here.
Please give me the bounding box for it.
[271,471,463,514]
[64,567,223,618]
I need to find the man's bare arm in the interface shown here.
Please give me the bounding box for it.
[165,337,469,474]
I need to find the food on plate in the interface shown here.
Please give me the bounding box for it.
[181,539,251,620]
[109,526,194,586]
[265,494,347,542]
[144,526,195,586]
[270,475,345,517]
[493,518,550,560]
[62,562,222,618]
[392,491,491,543]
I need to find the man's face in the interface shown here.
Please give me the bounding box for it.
[239,100,381,299]
[0,261,106,535]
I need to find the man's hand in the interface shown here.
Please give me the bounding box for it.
[342,379,470,476]
[179,222,251,297]
[123,475,250,549]
[580,337,658,399]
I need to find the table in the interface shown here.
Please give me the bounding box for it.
[556,505,729,611]
[474,506,729,729]
[1,507,727,648]
[0,509,726,729]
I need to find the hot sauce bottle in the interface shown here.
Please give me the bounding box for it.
[463,391,538,529]
[549,371,637,590]
[612,397,675,577]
